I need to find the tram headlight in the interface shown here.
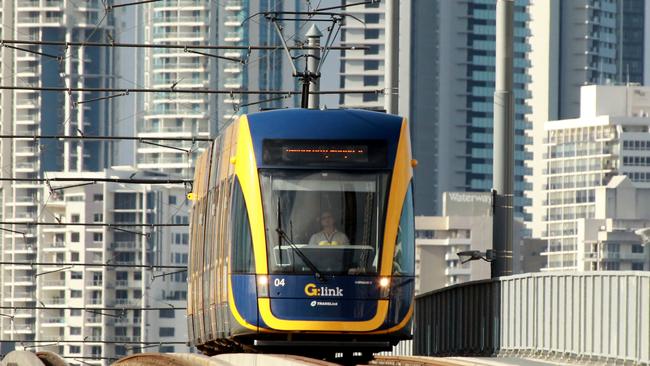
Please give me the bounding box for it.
[379,277,390,299]
[257,275,269,298]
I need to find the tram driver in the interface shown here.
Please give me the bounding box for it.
[308,211,350,246]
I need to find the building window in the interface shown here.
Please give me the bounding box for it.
[169,195,177,205]
[71,271,82,279]
[116,346,127,356]
[632,244,644,253]
[364,29,380,39]
[93,194,103,201]
[416,230,435,239]
[159,309,175,318]
[364,60,380,70]
[71,232,80,242]
[70,327,81,335]
[632,263,644,270]
[70,290,82,298]
[93,233,103,242]
[93,213,103,222]
[160,346,175,353]
[71,252,80,261]
[363,75,379,86]
[364,44,380,55]
[114,193,137,209]
[363,93,378,102]
[71,214,80,223]
[69,345,81,353]
[365,13,380,23]
[70,309,81,316]
[159,327,175,337]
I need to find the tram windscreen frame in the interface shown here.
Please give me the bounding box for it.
[259,169,390,276]
[262,139,388,168]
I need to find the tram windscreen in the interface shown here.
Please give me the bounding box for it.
[260,170,389,275]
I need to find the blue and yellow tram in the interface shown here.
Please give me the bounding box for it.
[187,109,415,359]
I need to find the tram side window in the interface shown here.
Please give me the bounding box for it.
[393,185,415,276]
[231,179,254,273]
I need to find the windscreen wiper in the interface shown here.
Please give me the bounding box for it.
[276,227,326,283]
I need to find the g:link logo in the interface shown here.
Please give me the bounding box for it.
[304,283,344,297]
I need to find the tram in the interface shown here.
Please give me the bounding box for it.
[187,109,415,360]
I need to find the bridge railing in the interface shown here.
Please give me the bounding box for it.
[414,271,650,364]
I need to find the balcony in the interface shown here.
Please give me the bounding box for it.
[41,280,66,288]
[86,316,102,324]
[87,298,104,305]
[444,267,472,276]
[40,317,65,326]
[111,241,137,250]
[43,297,66,305]
[8,276,35,285]
[9,325,34,333]
[224,0,243,11]
[115,299,140,307]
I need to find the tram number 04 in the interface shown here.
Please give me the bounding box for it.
[273,278,286,287]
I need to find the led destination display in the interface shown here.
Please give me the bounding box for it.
[263,140,387,167]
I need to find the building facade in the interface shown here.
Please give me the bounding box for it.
[526,0,650,235]
[531,85,650,270]
[403,0,531,217]
[35,168,189,364]
[136,0,304,178]
[575,176,650,271]
[338,0,385,110]
[414,192,493,294]
[0,0,114,343]
[138,0,218,177]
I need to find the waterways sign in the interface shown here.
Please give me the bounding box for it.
[442,192,492,217]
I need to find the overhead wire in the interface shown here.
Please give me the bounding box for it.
[0,1,382,354]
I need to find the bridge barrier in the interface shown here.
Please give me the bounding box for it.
[414,271,650,364]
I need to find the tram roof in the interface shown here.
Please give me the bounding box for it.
[246,109,405,169]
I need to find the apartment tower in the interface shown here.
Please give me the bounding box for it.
[0,0,114,342]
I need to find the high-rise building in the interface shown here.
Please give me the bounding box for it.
[136,0,303,178]
[338,0,385,110]
[401,0,531,216]
[531,85,650,270]
[526,0,649,237]
[217,0,303,120]
[0,0,114,342]
[35,167,189,364]
[137,0,218,178]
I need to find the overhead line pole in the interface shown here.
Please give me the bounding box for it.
[384,0,399,114]
[492,0,515,278]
